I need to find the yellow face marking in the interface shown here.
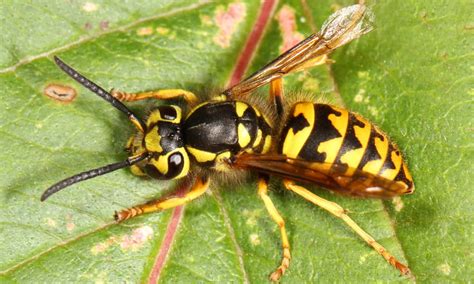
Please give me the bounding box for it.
[340,116,371,174]
[147,111,161,128]
[152,154,169,175]
[130,165,146,176]
[362,129,389,175]
[214,151,231,172]
[282,102,315,159]
[316,110,349,164]
[186,146,217,163]
[235,101,249,117]
[145,126,162,153]
[148,149,190,179]
[262,135,272,153]
[238,123,252,148]
[380,149,402,180]
[253,129,263,148]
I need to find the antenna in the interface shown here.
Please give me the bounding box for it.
[53,56,146,132]
[41,153,149,201]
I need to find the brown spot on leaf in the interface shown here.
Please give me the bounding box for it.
[90,226,154,255]
[437,263,451,275]
[100,21,109,31]
[213,2,246,48]
[200,14,213,26]
[82,2,98,12]
[119,226,153,251]
[44,84,77,103]
[464,23,474,30]
[91,236,117,255]
[45,218,57,228]
[156,27,170,35]
[392,196,404,212]
[275,5,304,53]
[250,233,261,246]
[66,214,75,232]
[137,26,153,36]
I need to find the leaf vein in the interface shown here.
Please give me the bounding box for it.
[212,188,249,283]
[0,222,115,275]
[0,0,213,74]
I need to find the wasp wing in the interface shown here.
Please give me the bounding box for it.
[223,4,374,97]
[232,153,411,198]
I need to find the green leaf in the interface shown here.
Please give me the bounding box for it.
[1,0,472,283]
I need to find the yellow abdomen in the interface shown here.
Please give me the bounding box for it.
[279,102,414,191]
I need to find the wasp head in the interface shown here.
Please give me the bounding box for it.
[130,105,190,180]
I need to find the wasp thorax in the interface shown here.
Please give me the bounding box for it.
[140,105,190,179]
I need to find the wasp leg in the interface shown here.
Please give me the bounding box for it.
[283,179,411,276]
[257,175,291,282]
[115,176,209,222]
[111,88,198,105]
[270,78,285,117]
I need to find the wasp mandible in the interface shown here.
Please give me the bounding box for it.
[42,4,413,281]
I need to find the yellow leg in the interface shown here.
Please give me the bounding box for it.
[115,176,210,222]
[283,179,411,276]
[270,78,284,117]
[258,176,291,282]
[111,88,198,105]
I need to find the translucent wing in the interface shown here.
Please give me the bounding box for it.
[223,4,374,97]
[232,153,413,198]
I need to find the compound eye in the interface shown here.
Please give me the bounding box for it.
[158,105,178,121]
[144,152,185,180]
[169,152,182,165]
[167,152,184,178]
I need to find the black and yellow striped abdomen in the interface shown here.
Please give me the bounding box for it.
[184,100,272,168]
[279,102,414,191]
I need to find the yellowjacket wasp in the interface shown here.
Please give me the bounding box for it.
[42,4,414,281]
